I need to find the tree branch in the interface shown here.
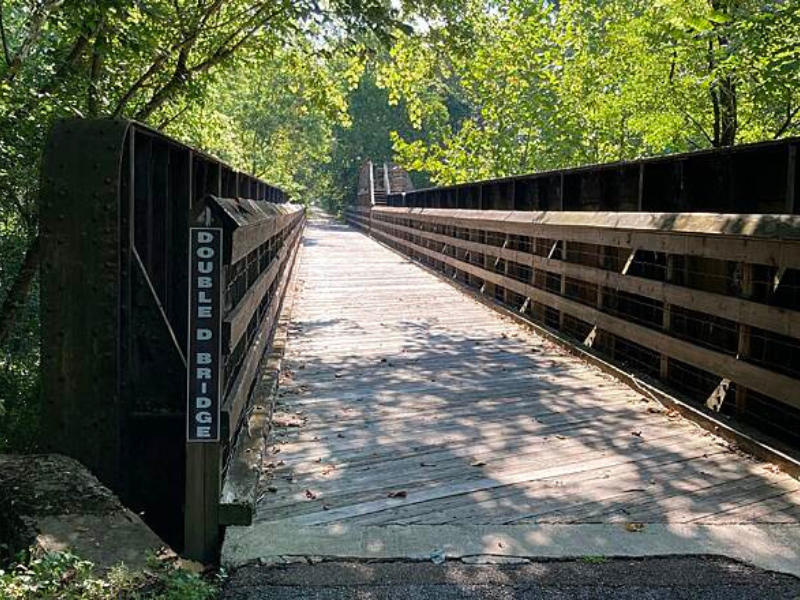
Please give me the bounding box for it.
[157,103,190,130]
[3,0,63,82]
[774,104,800,139]
[0,0,11,66]
[133,49,190,122]
[708,40,721,147]
[0,234,41,349]
[38,33,89,95]
[111,54,168,117]
[188,4,286,76]
[683,109,714,147]
[86,19,106,118]
[3,33,88,124]
[134,4,286,122]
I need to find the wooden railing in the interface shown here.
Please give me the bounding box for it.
[40,119,304,562]
[189,195,304,555]
[346,205,800,448]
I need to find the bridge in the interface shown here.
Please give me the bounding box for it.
[39,119,800,572]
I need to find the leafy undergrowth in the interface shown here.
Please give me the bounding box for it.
[0,551,220,600]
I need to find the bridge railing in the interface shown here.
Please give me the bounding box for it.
[188,195,304,553]
[346,205,800,451]
[40,119,305,562]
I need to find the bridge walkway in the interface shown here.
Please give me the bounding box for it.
[223,214,800,567]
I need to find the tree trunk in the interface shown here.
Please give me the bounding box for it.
[710,0,738,147]
[711,73,737,147]
[0,234,41,348]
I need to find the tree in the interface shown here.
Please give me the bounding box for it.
[380,0,800,185]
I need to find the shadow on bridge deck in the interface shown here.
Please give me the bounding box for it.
[222,213,800,576]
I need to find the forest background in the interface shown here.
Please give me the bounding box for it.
[1,0,798,451]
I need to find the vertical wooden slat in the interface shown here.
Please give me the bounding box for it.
[368,161,375,206]
[736,262,754,417]
[595,245,607,352]
[660,254,676,380]
[503,234,511,306]
[559,241,568,330]
[637,163,645,210]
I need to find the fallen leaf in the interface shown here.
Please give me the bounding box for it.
[273,414,305,428]
[625,522,645,533]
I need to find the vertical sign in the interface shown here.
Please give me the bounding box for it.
[187,228,223,442]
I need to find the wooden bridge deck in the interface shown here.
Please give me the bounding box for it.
[253,215,800,532]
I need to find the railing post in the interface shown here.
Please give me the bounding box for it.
[735,262,753,417]
[184,221,224,562]
[559,241,568,330]
[368,160,375,206]
[184,444,221,561]
[660,254,675,380]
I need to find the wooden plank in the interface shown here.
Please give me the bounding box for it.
[223,205,302,264]
[375,207,800,241]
